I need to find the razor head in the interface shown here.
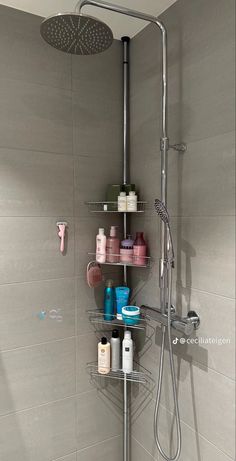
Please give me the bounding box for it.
[154,199,169,224]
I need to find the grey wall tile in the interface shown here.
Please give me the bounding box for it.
[73,89,122,156]
[76,333,97,393]
[76,436,122,461]
[131,438,157,461]
[72,40,122,95]
[76,390,122,450]
[0,78,72,154]
[0,148,74,216]
[0,397,76,461]
[0,338,76,415]
[173,287,235,380]
[0,5,71,89]
[168,131,235,217]
[132,399,234,461]
[0,217,75,284]
[74,154,122,217]
[172,216,235,298]
[0,278,75,350]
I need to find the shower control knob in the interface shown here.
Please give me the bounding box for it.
[187,311,200,330]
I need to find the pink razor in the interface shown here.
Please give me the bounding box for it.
[57,222,67,253]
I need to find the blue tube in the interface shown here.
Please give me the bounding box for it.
[115,286,130,320]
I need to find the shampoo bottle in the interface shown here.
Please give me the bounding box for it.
[104,279,115,321]
[106,226,120,263]
[98,337,110,374]
[111,329,121,371]
[96,228,106,263]
[122,330,133,373]
[133,232,147,266]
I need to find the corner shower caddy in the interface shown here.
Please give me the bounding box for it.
[86,36,150,461]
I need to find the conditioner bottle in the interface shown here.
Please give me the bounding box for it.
[98,337,110,374]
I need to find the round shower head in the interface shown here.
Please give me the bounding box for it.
[40,13,113,55]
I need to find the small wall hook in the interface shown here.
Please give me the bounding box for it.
[57,221,68,253]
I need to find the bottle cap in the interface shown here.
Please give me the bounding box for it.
[99,228,105,234]
[124,330,131,340]
[129,191,136,196]
[112,329,119,338]
[120,192,126,197]
[101,337,107,345]
[110,226,117,237]
[105,279,114,288]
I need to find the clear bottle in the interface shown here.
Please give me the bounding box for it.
[133,232,147,266]
[118,191,127,212]
[122,330,133,373]
[98,337,110,375]
[111,329,121,371]
[96,228,106,263]
[106,226,120,262]
[127,191,137,212]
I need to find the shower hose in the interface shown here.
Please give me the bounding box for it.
[154,262,182,461]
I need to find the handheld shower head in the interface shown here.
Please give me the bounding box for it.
[155,199,175,265]
[154,199,170,224]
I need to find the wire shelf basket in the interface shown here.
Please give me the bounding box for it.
[88,253,151,268]
[87,310,147,331]
[85,201,147,213]
[87,362,150,384]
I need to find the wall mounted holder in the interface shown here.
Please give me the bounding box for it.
[57,221,67,253]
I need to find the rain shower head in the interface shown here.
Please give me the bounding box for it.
[40,13,113,55]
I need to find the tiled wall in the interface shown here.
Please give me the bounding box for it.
[129,0,235,460]
[0,5,123,460]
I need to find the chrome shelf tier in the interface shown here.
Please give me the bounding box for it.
[87,362,149,384]
[87,310,147,330]
[88,253,151,268]
[85,201,147,213]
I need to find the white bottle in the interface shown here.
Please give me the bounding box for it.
[127,191,137,212]
[96,228,106,263]
[122,330,133,373]
[111,329,121,371]
[118,192,127,212]
[98,337,110,374]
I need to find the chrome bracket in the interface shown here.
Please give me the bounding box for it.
[169,143,187,152]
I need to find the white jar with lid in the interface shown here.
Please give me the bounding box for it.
[118,192,127,212]
[127,191,137,212]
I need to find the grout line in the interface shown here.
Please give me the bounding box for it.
[0,335,76,354]
[51,451,77,461]
[76,435,121,454]
[0,275,77,288]
[0,394,76,419]
[175,282,236,301]
[132,436,157,460]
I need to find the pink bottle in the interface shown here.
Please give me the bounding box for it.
[106,226,120,263]
[133,232,147,266]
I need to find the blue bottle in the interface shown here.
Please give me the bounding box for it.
[104,279,115,321]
